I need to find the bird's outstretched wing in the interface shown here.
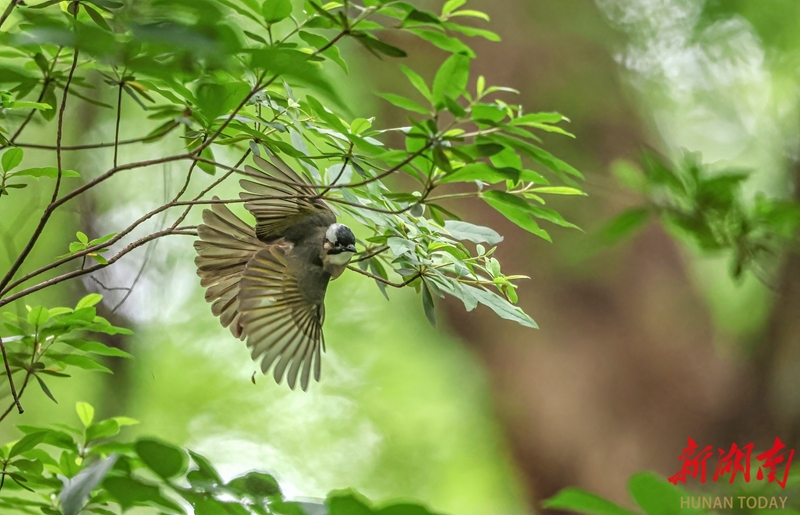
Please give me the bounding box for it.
[194,200,264,338]
[241,154,334,242]
[238,246,327,391]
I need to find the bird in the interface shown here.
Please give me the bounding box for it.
[193,153,357,391]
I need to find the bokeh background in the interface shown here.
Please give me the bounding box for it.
[2,0,800,514]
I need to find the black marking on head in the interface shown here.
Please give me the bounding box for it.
[325,223,356,254]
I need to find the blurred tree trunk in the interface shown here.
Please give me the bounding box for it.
[423,1,742,512]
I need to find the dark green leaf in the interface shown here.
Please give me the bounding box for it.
[327,490,374,515]
[353,33,407,58]
[421,281,436,326]
[103,476,181,511]
[134,438,187,479]
[9,432,48,458]
[226,471,281,499]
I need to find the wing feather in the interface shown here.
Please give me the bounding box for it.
[238,247,326,390]
[194,200,264,339]
[240,154,334,241]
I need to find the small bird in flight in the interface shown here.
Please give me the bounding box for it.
[194,154,357,390]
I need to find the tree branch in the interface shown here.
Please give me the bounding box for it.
[347,266,421,288]
[0,337,22,415]
[9,122,180,151]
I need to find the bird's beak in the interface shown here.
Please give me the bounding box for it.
[345,244,357,253]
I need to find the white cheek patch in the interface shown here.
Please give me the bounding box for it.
[326,224,342,243]
[327,251,354,266]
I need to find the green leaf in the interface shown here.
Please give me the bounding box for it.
[262,0,292,23]
[439,163,517,184]
[86,419,120,441]
[2,147,23,172]
[61,338,132,358]
[54,354,112,373]
[472,103,506,123]
[59,455,117,515]
[462,285,537,329]
[432,53,471,104]
[409,28,475,57]
[543,487,638,515]
[134,438,187,479]
[442,0,466,14]
[27,306,50,327]
[421,281,436,327]
[327,490,374,515]
[376,93,429,114]
[76,402,95,427]
[482,192,551,242]
[103,476,181,512]
[198,146,216,175]
[227,471,281,499]
[597,208,651,245]
[350,118,372,135]
[76,232,89,244]
[399,65,432,102]
[76,294,103,310]
[353,33,408,58]
[12,167,81,179]
[444,220,503,245]
[34,375,58,404]
[84,4,111,31]
[628,472,685,515]
[9,432,48,458]
[530,186,586,196]
[450,9,490,21]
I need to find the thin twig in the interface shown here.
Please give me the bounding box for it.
[353,245,389,263]
[8,122,180,151]
[113,83,123,168]
[0,229,193,308]
[347,266,422,288]
[89,276,131,293]
[319,142,353,196]
[0,337,22,414]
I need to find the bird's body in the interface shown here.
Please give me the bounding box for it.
[193,154,356,390]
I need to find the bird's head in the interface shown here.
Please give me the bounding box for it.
[323,223,357,267]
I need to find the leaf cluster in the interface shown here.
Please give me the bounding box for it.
[0,401,444,515]
[0,0,584,327]
[600,150,800,280]
[1,294,131,408]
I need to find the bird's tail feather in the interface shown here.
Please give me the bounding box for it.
[194,198,263,339]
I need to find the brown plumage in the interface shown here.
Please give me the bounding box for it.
[193,154,356,390]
